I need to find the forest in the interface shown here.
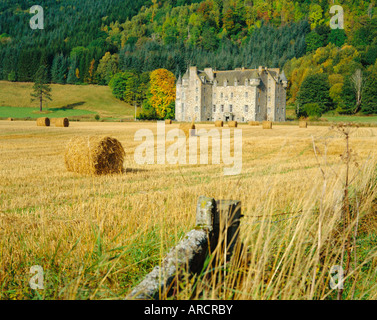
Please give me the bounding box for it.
[1,0,377,117]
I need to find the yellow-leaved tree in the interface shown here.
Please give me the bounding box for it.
[149,69,176,119]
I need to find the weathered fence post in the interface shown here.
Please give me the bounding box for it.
[215,200,242,261]
[125,196,242,300]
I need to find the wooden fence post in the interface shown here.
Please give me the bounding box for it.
[215,200,243,261]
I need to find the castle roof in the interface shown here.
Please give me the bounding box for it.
[280,70,288,82]
[213,69,260,84]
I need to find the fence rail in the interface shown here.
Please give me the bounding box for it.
[125,195,243,300]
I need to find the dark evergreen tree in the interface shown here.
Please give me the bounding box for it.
[30,65,52,112]
[296,73,333,117]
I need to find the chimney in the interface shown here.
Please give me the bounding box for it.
[189,66,197,76]
[204,68,214,81]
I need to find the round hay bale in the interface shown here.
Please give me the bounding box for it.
[55,118,69,127]
[215,120,223,127]
[37,117,50,127]
[262,121,272,129]
[179,123,196,138]
[7,117,14,121]
[248,121,260,126]
[165,119,172,125]
[228,121,238,128]
[299,121,307,128]
[64,136,125,175]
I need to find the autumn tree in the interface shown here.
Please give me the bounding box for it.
[96,52,119,85]
[148,69,176,119]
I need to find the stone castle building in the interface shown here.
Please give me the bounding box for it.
[175,66,288,123]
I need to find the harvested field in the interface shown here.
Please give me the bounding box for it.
[1,120,377,300]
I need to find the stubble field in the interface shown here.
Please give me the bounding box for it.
[1,120,377,300]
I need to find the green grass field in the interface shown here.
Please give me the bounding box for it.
[0,106,96,119]
[0,81,135,120]
[286,105,377,124]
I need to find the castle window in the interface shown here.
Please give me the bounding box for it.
[196,96,199,102]
[277,107,279,114]
[196,87,199,93]
[181,103,185,113]
[221,105,224,113]
[245,92,248,98]
[195,106,199,112]
[229,105,233,113]
[204,96,206,103]
[214,93,216,99]
[231,92,234,99]
[245,79,248,86]
[213,105,216,113]
[244,105,249,113]
[221,92,223,99]
[204,106,206,112]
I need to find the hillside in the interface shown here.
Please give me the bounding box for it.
[1,1,377,117]
[0,81,134,120]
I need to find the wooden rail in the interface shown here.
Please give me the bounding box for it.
[126,196,242,300]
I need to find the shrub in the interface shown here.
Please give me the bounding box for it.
[297,103,324,118]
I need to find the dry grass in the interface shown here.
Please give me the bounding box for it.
[1,121,377,300]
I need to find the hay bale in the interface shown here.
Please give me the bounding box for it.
[179,123,196,138]
[165,119,172,125]
[228,121,238,128]
[299,121,307,128]
[55,118,69,127]
[262,121,272,129]
[248,121,260,126]
[215,120,223,127]
[64,136,125,175]
[37,117,50,127]
[7,117,14,121]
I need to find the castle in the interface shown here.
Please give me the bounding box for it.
[175,66,288,123]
